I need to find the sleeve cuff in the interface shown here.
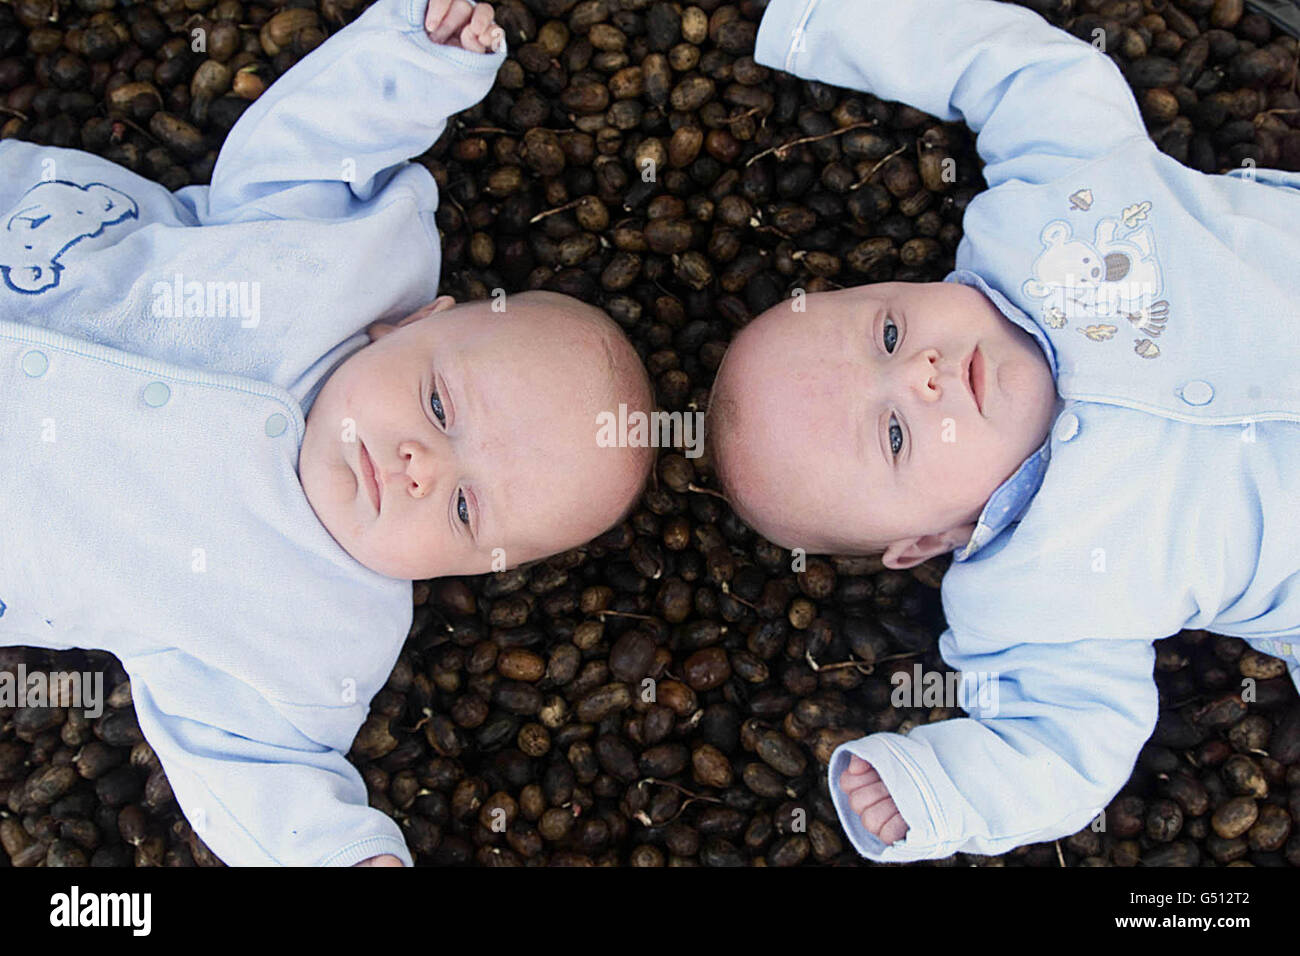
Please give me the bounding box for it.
[420,37,508,72]
[320,834,414,867]
[828,735,954,862]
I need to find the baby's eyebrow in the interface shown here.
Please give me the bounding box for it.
[864,309,888,472]
[859,391,889,482]
[860,338,895,480]
[456,353,481,426]
[447,358,482,543]
[474,492,488,546]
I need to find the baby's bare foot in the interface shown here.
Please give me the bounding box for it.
[838,754,909,845]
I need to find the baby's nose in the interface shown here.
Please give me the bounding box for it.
[911,349,950,399]
[905,349,969,406]
[398,439,441,499]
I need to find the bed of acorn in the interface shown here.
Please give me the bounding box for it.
[2,0,1299,867]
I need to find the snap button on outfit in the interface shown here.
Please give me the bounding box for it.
[1053,411,1079,442]
[142,382,171,407]
[264,413,287,437]
[21,350,48,377]
[1181,380,1213,405]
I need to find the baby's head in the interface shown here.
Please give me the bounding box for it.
[707,281,1057,568]
[300,291,654,579]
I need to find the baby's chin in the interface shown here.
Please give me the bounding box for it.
[341,531,449,581]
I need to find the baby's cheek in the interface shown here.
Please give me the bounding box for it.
[396,512,461,579]
[341,373,366,418]
[932,440,972,486]
[1003,361,1056,433]
[927,432,986,494]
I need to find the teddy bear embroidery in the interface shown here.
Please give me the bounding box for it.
[1021,197,1170,359]
[1,179,138,295]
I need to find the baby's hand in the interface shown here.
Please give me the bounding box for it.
[354,853,404,866]
[839,755,909,845]
[425,0,504,53]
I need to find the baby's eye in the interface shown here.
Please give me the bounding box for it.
[430,386,446,426]
[457,490,470,525]
[883,317,899,353]
[888,414,904,457]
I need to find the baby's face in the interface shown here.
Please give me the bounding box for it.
[711,281,1057,565]
[299,292,649,580]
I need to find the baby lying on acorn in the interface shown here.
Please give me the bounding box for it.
[0,0,651,866]
[707,0,1300,861]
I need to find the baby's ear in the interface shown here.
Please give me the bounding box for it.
[368,296,458,341]
[366,320,400,342]
[881,524,974,569]
[427,294,457,315]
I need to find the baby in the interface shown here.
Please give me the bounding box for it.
[710,0,1300,861]
[0,0,652,866]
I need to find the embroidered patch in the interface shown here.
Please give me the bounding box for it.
[1022,194,1172,359]
[1,179,138,294]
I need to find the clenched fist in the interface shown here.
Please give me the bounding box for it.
[424,0,504,53]
[838,755,909,845]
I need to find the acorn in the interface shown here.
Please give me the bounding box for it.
[259,9,319,59]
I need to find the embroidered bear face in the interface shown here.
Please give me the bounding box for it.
[1,180,138,294]
[1023,221,1107,295]
[1022,216,1165,324]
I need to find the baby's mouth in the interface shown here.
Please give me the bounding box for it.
[358,438,382,514]
[969,346,985,415]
